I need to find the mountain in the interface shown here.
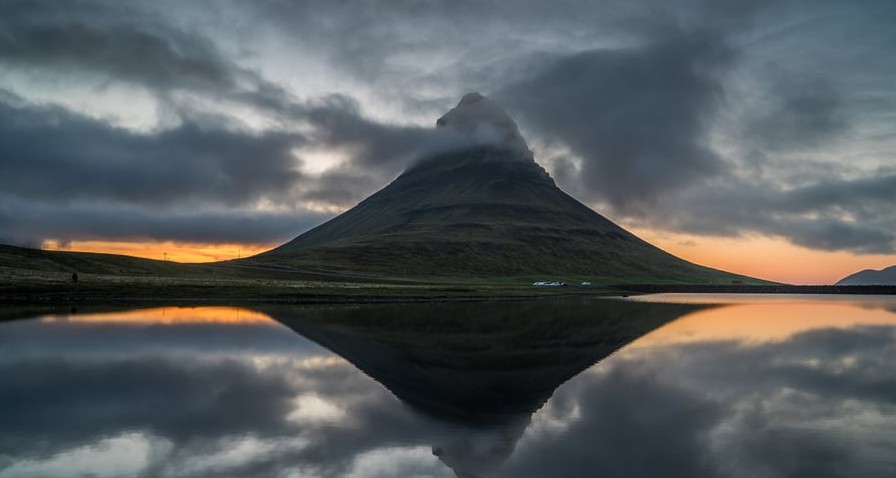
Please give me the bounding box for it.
[836,265,896,285]
[250,93,755,283]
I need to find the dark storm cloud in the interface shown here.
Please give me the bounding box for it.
[247,0,767,82]
[779,173,896,211]
[499,27,732,211]
[0,0,488,163]
[0,0,297,116]
[666,173,896,253]
[0,92,304,208]
[777,217,894,253]
[0,90,491,246]
[0,91,321,246]
[745,77,849,150]
[0,0,502,247]
[0,199,326,245]
[0,0,463,182]
[0,88,497,245]
[0,1,232,91]
[469,1,891,255]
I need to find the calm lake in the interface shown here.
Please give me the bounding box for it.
[1,294,895,477]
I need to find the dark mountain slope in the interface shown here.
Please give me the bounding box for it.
[256,149,739,281]
[249,93,757,283]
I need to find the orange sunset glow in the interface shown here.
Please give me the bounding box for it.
[39,306,278,325]
[40,231,896,285]
[41,240,277,264]
[627,296,896,347]
[632,228,896,285]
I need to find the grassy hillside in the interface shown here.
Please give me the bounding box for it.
[0,244,614,301]
[250,148,763,284]
[0,244,203,276]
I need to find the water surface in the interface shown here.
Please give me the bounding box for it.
[1,295,894,477]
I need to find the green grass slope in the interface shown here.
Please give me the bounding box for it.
[0,243,606,300]
[250,148,761,284]
[0,244,198,276]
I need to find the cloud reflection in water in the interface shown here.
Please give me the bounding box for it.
[0,297,894,477]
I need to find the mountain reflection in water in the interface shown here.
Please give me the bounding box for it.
[263,299,702,477]
[1,295,895,478]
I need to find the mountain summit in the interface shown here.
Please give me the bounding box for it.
[253,93,749,282]
[436,92,531,156]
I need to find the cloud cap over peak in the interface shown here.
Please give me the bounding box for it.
[437,92,531,156]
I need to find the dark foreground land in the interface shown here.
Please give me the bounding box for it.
[0,245,610,304]
[2,244,893,305]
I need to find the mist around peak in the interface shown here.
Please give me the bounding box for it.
[435,92,533,159]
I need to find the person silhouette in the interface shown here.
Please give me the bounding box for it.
[72,272,78,283]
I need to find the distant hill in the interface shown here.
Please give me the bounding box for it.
[836,265,896,285]
[249,93,758,284]
[0,244,193,276]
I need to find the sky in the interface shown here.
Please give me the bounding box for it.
[1,0,894,284]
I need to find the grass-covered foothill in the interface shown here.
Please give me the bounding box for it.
[0,244,611,303]
[249,148,763,284]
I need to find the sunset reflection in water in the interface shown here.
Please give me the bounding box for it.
[1,296,895,478]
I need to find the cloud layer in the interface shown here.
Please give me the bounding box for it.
[0,0,894,255]
[499,27,732,210]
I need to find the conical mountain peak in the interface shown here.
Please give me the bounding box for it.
[436,92,530,156]
[256,93,751,284]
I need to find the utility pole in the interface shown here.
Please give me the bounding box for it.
[164,252,168,261]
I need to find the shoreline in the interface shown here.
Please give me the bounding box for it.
[0,293,575,305]
[2,284,894,307]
